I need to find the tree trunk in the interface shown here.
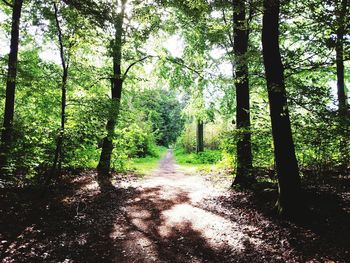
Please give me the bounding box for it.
[196,120,204,153]
[48,2,68,184]
[335,0,349,165]
[97,76,122,188]
[262,0,302,217]
[232,0,253,187]
[0,0,24,176]
[336,0,348,115]
[97,1,125,189]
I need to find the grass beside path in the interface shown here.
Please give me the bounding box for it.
[174,147,230,174]
[126,146,168,176]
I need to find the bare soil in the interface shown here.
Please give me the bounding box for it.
[0,150,349,262]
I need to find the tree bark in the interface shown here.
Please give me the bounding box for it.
[196,120,204,153]
[335,0,349,165]
[48,2,69,184]
[232,0,253,187]
[336,0,348,115]
[262,0,302,217]
[97,1,125,189]
[0,0,24,175]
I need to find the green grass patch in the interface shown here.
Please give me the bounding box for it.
[174,148,223,173]
[174,148,222,164]
[176,162,215,174]
[126,146,167,175]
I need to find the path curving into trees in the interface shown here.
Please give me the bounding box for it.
[113,150,266,262]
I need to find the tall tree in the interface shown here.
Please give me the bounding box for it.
[335,0,348,115]
[335,0,349,164]
[48,1,70,183]
[262,0,302,217]
[0,0,24,175]
[231,0,253,187]
[97,0,126,188]
[305,0,349,113]
[94,0,165,188]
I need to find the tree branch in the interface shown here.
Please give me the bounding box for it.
[1,0,13,8]
[164,56,203,78]
[123,55,154,79]
[53,2,67,72]
[88,77,112,89]
[222,9,234,50]
[122,55,205,80]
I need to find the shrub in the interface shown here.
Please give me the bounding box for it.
[175,146,222,165]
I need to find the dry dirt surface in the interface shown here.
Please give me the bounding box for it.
[0,150,349,262]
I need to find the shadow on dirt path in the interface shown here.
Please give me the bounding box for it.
[1,150,349,262]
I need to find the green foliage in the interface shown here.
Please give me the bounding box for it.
[0,0,349,186]
[175,147,221,165]
[126,146,167,175]
[131,88,185,147]
[116,123,156,157]
[177,121,225,153]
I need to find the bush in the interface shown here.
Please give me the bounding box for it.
[175,147,222,165]
[196,151,222,164]
[111,123,158,171]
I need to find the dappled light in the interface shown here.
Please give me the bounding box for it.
[1,151,349,262]
[0,0,349,262]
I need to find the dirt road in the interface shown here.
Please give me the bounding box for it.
[114,150,266,262]
[2,150,347,262]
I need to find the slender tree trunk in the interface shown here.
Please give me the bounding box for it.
[335,0,349,165]
[336,0,348,115]
[196,120,204,153]
[0,0,24,175]
[232,0,253,187]
[97,74,122,188]
[262,0,302,217]
[97,1,125,189]
[48,2,68,184]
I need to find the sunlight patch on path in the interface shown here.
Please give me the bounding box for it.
[160,203,247,250]
[110,150,272,262]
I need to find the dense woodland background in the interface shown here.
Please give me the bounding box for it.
[0,0,349,217]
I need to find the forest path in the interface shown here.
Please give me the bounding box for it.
[2,151,345,262]
[116,150,255,262]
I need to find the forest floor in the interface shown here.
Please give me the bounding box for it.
[0,150,349,263]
